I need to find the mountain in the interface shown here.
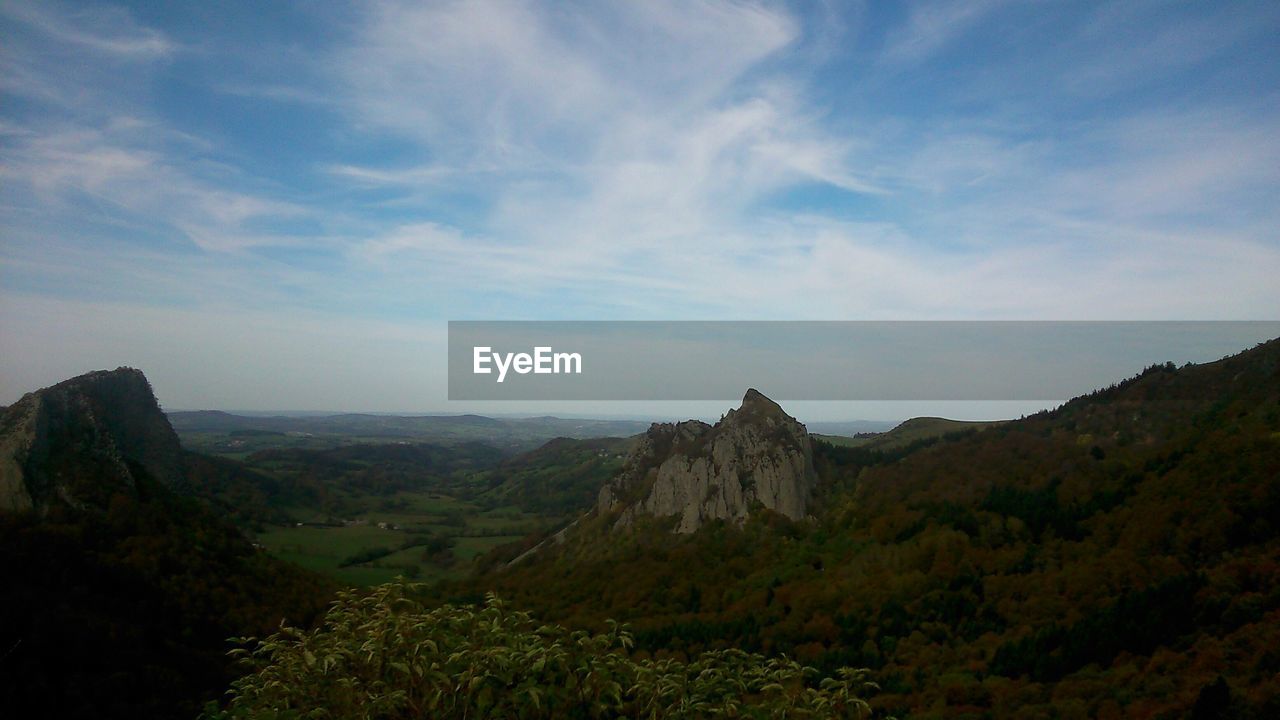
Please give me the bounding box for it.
[597,388,816,534]
[0,367,185,513]
[465,341,1280,718]
[0,369,331,719]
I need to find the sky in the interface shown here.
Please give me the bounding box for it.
[1,0,1278,419]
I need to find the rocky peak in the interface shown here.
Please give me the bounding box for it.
[737,387,785,415]
[597,389,815,533]
[0,367,185,514]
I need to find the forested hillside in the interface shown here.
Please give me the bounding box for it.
[477,436,631,518]
[2,486,333,718]
[462,341,1280,718]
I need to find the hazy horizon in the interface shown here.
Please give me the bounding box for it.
[157,399,1057,425]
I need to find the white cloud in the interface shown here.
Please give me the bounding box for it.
[338,0,798,161]
[1048,108,1280,222]
[0,1,177,112]
[1064,1,1278,98]
[879,0,1011,66]
[2,0,1279,413]
[326,1,1278,321]
[1,1,174,58]
[327,0,889,313]
[0,2,324,255]
[1,124,313,252]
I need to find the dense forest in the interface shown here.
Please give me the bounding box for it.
[1,477,333,718]
[454,342,1280,718]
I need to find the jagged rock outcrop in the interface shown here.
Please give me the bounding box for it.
[597,389,816,533]
[0,367,185,514]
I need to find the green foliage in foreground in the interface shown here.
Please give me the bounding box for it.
[208,580,880,719]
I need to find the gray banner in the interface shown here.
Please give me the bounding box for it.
[447,321,1279,401]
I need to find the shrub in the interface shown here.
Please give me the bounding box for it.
[208,580,880,719]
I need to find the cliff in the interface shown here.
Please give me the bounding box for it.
[597,389,815,533]
[0,367,185,513]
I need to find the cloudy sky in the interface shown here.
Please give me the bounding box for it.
[2,1,1278,416]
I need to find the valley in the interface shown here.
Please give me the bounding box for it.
[3,340,1278,718]
[251,497,530,587]
[173,423,632,586]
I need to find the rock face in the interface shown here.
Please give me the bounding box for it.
[0,367,185,514]
[597,389,816,533]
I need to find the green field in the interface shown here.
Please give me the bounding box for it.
[178,431,630,586]
[254,490,537,585]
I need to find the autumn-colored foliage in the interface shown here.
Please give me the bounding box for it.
[467,341,1280,718]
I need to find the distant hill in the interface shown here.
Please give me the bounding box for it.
[167,410,650,456]
[806,419,898,436]
[467,339,1280,718]
[814,416,1004,451]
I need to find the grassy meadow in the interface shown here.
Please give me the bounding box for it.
[255,491,535,585]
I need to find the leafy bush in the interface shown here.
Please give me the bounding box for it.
[208,580,879,719]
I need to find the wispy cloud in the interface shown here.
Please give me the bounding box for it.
[328,0,884,313]
[1,1,174,58]
[336,0,799,162]
[2,0,1278,409]
[878,0,1011,66]
[1048,107,1280,222]
[1064,1,1279,98]
[2,123,313,252]
[0,1,328,255]
[0,1,174,110]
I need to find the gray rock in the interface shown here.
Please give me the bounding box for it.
[597,389,815,533]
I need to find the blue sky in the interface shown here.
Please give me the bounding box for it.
[2,1,1279,415]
